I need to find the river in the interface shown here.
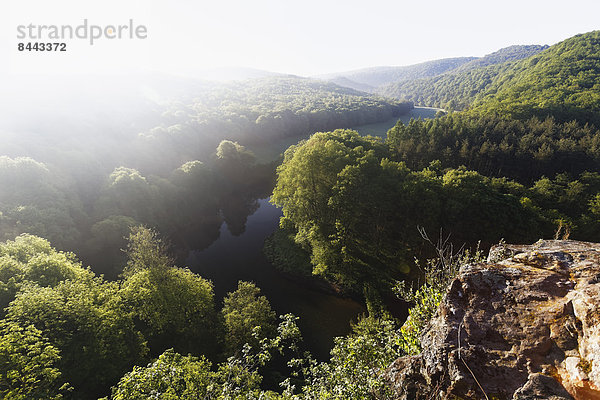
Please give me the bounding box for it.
[248,106,443,162]
[186,107,439,359]
[187,198,365,359]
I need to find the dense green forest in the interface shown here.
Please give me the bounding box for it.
[0,76,411,275]
[381,32,600,126]
[472,31,600,125]
[0,74,415,398]
[379,61,518,110]
[3,29,600,399]
[0,143,272,278]
[268,128,600,303]
[378,45,550,109]
[150,76,412,167]
[386,114,600,182]
[323,44,546,94]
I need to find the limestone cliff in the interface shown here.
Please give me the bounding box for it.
[386,240,600,399]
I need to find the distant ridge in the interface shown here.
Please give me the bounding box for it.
[452,44,549,73]
[320,45,548,94]
[327,76,375,93]
[187,67,283,82]
[377,44,550,110]
[316,57,476,89]
[381,31,600,126]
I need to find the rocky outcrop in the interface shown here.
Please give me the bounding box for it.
[386,240,600,399]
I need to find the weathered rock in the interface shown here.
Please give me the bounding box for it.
[385,240,600,400]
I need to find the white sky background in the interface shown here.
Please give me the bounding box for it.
[1,0,599,77]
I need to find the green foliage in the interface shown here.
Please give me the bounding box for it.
[295,315,402,400]
[5,277,147,399]
[111,314,302,400]
[84,215,138,279]
[120,226,219,357]
[387,113,600,183]
[473,31,600,126]
[216,140,256,164]
[272,129,547,298]
[0,234,93,314]
[383,31,600,127]
[395,234,484,355]
[85,142,274,275]
[214,140,259,190]
[386,112,600,240]
[379,45,548,110]
[110,349,212,400]
[380,60,519,111]
[122,226,172,275]
[272,130,408,292]
[121,266,219,357]
[94,167,161,224]
[143,76,411,168]
[397,283,443,355]
[0,157,81,249]
[0,320,68,400]
[222,281,277,355]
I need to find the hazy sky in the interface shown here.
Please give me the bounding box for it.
[2,0,599,77]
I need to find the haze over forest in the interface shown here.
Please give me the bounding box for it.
[2,1,600,397]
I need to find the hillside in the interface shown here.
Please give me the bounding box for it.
[452,44,549,73]
[149,76,413,164]
[327,76,376,92]
[381,32,600,127]
[0,74,412,274]
[316,57,476,89]
[2,74,412,174]
[378,45,549,109]
[473,31,600,125]
[321,45,547,95]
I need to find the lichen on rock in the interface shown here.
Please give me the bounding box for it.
[385,240,600,399]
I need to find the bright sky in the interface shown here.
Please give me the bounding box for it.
[1,0,599,77]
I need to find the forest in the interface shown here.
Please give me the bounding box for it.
[0,75,411,274]
[2,29,600,399]
[380,32,600,126]
[324,44,547,96]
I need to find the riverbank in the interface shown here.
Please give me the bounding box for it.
[185,107,442,358]
[246,106,443,162]
[186,199,366,359]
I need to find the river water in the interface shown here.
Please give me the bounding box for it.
[187,198,365,359]
[186,108,438,358]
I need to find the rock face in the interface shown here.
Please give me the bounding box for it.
[386,240,600,399]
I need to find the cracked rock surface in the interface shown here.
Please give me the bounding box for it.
[385,240,600,399]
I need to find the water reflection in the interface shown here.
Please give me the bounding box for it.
[186,198,365,359]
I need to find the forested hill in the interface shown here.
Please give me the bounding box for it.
[472,31,600,125]
[450,45,549,73]
[381,31,600,185]
[378,44,549,109]
[381,32,600,127]
[0,74,411,276]
[316,57,477,89]
[320,45,547,93]
[160,75,413,141]
[146,75,412,168]
[2,74,411,175]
